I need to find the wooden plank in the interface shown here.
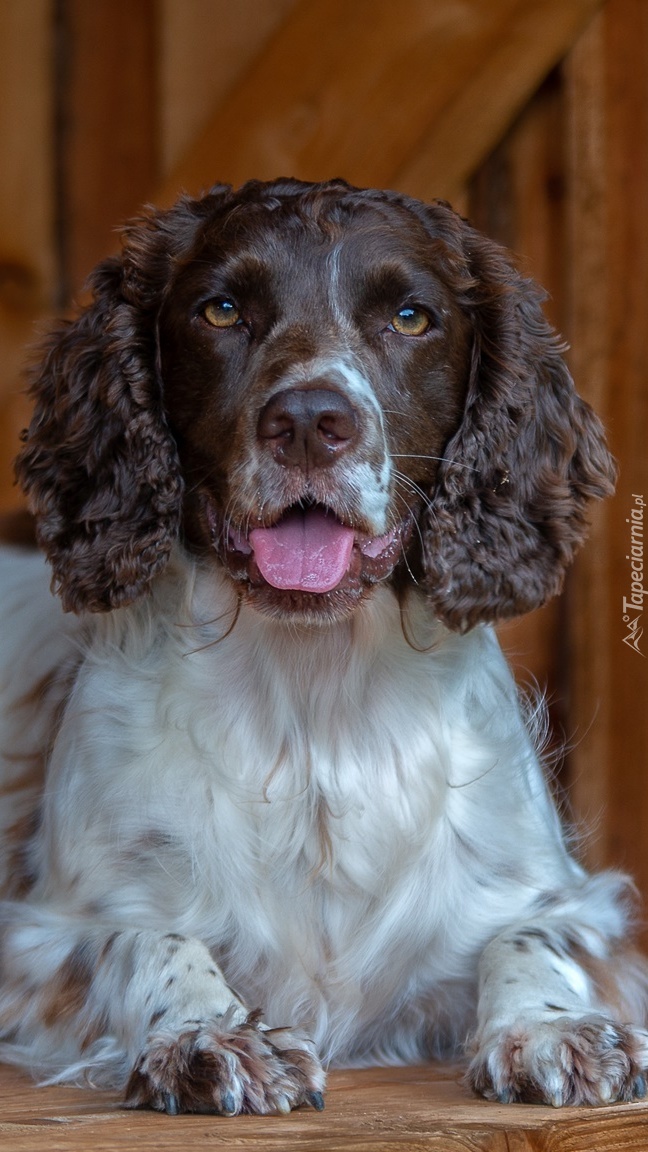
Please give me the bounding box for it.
[1,1061,648,1150]
[158,0,298,178]
[0,0,55,510]
[59,0,158,295]
[395,0,604,204]
[155,0,603,208]
[564,0,648,918]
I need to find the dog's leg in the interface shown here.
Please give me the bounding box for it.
[0,906,325,1114]
[468,906,648,1106]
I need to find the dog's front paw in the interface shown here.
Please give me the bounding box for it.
[124,1011,326,1115]
[468,1015,648,1106]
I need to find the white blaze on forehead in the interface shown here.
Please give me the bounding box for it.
[326,242,346,329]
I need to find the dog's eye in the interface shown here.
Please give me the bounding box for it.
[203,299,242,328]
[389,307,431,337]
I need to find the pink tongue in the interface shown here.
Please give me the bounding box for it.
[249,507,355,593]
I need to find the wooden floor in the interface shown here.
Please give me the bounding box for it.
[2,1061,648,1151]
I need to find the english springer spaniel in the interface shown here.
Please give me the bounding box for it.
[0,178,644,1116]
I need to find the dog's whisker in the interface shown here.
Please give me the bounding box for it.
[391,453,478,473]
[392,472,436,518]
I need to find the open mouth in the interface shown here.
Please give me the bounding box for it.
[211,502,410,599]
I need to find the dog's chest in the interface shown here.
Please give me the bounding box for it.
[162,590,453,892]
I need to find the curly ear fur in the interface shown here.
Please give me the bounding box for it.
[420,210,617,631]
[15,187,233,612]
[15,182,616,624]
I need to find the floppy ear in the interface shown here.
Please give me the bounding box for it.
[15,188,232,613]
[421,215,616,632]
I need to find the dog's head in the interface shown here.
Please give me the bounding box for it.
[16,178,615,630]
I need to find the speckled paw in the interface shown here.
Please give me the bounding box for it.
[468,1014,648,1106]
[124,1012,326,1115]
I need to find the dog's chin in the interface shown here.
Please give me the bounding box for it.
[204,501,414,624]
[242,577,375,625]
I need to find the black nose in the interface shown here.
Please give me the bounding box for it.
[257,387,359,469]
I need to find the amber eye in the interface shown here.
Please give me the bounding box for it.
[203,298,242,328]
[390,307,431,336]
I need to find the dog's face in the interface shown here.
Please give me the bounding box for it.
[16,178,616,629]
[158,194,472,620]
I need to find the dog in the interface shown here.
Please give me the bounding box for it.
[0,177,645,1116]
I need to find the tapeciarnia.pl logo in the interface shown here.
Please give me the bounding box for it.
[622,494,645,656]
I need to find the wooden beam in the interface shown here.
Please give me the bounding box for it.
[156,0,604,207]
[0,0,55,510]
[564,1,648,919]
[562,10,611,867]
[471,73,566,718]
[158,0,298,178]
[153,0,520,200]
[59,0,158,295]
[0,1,55,301]
[396,0,604,204]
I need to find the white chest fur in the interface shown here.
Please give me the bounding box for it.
[1,551,579,1062]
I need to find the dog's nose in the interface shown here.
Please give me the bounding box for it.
[257,387,359,469]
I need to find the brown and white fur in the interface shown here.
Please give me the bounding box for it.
[0,178,645,1115]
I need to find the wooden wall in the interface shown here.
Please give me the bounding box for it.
[0,0,646,925]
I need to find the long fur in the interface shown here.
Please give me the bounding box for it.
[0,179,645,1115]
